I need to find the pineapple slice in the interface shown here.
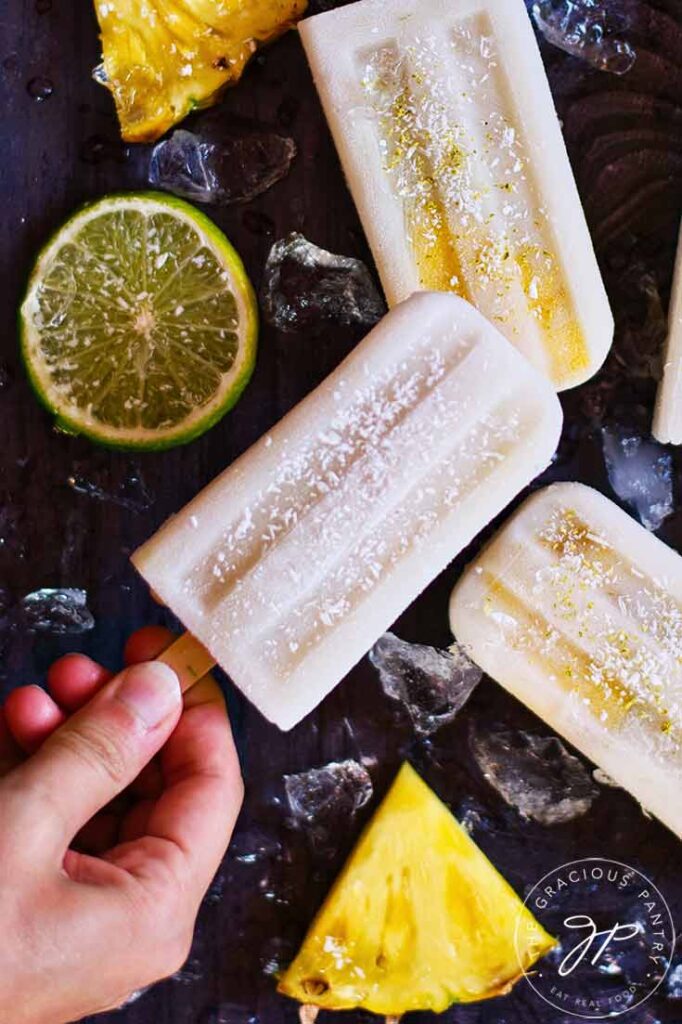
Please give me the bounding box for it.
[278,763,554,1015]
[94,0,308,142]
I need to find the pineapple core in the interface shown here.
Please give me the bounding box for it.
[279,763,554,1014]
[95,0,308,142]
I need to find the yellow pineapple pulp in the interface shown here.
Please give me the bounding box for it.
[278,763,554,1015]
[94,0,308,142]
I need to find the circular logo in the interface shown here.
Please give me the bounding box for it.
[515,858,675,1019]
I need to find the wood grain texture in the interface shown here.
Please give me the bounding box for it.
[0,1,680,1022]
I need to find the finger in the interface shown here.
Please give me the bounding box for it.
[117,699,242,903]
[124,626,175,666]
[124,626,225,711]
[0,707,23,775]
[4,685,66,752]
[48,654,113,712]
[12,662,182,850]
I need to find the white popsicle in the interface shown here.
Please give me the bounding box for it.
[133,293,562,730]
[299,0,613,391]
[450,482,682,838]
[653,217,682,444]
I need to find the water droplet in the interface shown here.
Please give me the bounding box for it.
[27,76,53,101]
[2,54,19,73]
[80,134,129,165]
[242,210,275,237]
[35,0,52,12]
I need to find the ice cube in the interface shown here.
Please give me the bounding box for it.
[369,633,482,735]
[67,464,154,514]
[261,233,386,333]
[284,759,373,846]
[149,127,296,205]
[601,425,674,532]
[456,796,495,837]
[19,588,95,636]
[668,962,682,999]
[531,0,636,74]
[470,724,599,825]
[198,1007,259,1024]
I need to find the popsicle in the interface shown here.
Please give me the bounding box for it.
[653,218,682,444]
[133,293,562,730]
[450,482,682,837]
[299,0,614,391]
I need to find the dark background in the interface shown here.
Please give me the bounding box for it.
[0,0,681,1022]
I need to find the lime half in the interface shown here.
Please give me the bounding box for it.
[20,192,258,450]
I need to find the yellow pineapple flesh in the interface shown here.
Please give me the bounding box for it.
[94,0,308,142]
[278,763,554,1015]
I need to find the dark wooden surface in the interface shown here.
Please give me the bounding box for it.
[1,1,681,1023]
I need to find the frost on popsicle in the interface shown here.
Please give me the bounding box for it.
[285,760,373,848]
[19,588,95,635]
[601,426,674,532]
[149,128,296,206]
[184,330,528,681]
[369,632,481,735]
[358,28,586,380]
[515,505,681,750]
[470,724,598,825]
[531,0,636,75]
[261,233,385,332]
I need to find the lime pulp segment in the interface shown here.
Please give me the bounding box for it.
[20,192,258,450]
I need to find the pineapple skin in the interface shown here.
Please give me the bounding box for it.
[95,0,308,143]
[278,763,555,1015]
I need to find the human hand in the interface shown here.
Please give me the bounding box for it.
[0,626,243,1024]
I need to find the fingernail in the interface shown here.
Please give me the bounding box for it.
[115,662,181,729]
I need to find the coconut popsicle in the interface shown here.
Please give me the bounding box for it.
[133,293,562,730]
[450,482,682,838]
[299,0,614,391]
[653,217,682,444]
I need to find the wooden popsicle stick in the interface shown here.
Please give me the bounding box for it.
[157,632,217,693]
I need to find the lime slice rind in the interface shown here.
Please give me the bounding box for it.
[19,192,258,451]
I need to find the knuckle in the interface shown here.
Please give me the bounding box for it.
[52,721,131,786]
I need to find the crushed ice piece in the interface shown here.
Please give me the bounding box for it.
[92,62,108,85]
[261,233,386,332]
[667,962,682,999]
[228,826,282,865]
[149,128,296,205]
[172,957,203,985]
[116,988,147,1009]
[456,796,494,836]
[19,588,95,635]
[531,0,636,75]
[470,724,599,824]
[601,426,674,532]
[0,363,12,391]
[67,466,154,514]
[369,632,482,735]
[285,759,373,845]
[199,1007,259,1024]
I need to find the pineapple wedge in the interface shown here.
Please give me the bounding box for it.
[94,0,308,142]
[278,763,554,1015]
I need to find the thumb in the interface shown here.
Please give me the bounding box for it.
[14,661,181,849]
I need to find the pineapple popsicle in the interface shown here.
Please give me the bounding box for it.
[133,293,562,730]
[653,217,682,444]
[299,0,614,391]
[450,483,682,838]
